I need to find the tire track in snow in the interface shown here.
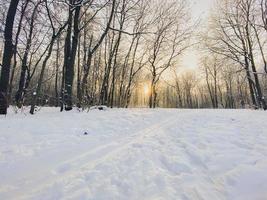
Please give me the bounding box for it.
[5,113,180,200]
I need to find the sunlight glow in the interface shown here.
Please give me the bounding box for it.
[143,84,150,96]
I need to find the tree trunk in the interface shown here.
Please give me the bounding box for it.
[63,3,81,111]
[245,24,266,109]
[100,33,115,105]
[55,38,60,107]
[244,55,258,108]
[0,0,19,115]
[76,35,81,108]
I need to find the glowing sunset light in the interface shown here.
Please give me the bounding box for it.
[143,84,150,96]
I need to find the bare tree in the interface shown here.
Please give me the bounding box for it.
[201,55,222,108]
[30,0,69,114]
[15,0,42,108]
[0,0,20,115]
[147,0,192,108]
[203,0,267,109]
[61,0,116,111]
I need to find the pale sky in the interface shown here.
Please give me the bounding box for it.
[191,0,214,19]
[181,0,214,70]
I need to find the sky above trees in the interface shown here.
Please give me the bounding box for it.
[181,0,214,70]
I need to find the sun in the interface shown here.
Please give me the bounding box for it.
[143,84,150,96]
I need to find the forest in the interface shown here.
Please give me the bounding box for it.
[2,1,267,199]
[1,0,267,114]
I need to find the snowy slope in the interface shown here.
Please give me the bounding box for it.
[1,108,267,200]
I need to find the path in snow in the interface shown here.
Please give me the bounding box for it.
[1,108,267,200]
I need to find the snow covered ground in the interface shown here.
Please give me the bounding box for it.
[1,108,267,200]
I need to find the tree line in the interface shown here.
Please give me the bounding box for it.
[0,0,267,114]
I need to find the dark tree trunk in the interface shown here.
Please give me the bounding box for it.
[76,35,82,108]
[55,38,60,107]
[124,36,140,108]
[100,33,116,105]
[63,4,81,111]
[0,0,19,115]
[110,37,122,108]
[244,20,266,110]
[244,55,257,108]
[149,72,156,108]
[152,84,157,108]
[214,69,218,108]
[248,47,267,110]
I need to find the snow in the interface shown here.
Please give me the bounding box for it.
[1,108,267,200]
